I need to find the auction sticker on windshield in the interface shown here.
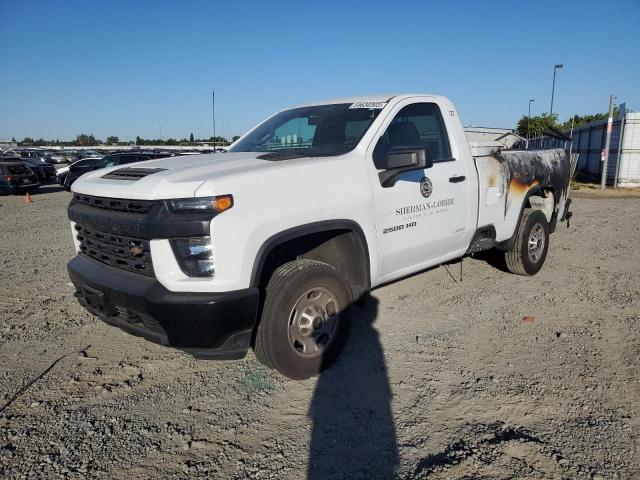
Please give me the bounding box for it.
[349,102,387,109]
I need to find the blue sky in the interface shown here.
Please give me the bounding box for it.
[1,0,638,141]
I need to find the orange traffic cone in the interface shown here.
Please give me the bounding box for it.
[25,192,32,205]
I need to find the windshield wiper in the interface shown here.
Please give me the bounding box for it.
[257,150,309,161]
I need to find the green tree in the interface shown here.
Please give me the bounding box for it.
[232,135,240,142]
[11,137,16,143]
[21,137,34,145]
[516,113,559,138]
[75,133,101,146]
[189,133,195,142]
[106,136,119,145]
[558,109,618,131]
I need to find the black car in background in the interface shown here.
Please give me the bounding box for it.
[56,156,106,186]
[63,151,171,190]
[21,157,57,180]
[0,161,40,195]
[0,153,55,181]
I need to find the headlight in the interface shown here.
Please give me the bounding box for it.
[170,236,215,277]
[168,195,233,214]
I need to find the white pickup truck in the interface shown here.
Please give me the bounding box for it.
[67,94,573,379]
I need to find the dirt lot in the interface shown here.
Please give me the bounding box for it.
[0,184,639,479]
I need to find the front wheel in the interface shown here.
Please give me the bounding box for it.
[504,209,550,276]
[254,259,352,380]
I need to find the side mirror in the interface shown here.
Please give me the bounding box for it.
[379,146,432,187]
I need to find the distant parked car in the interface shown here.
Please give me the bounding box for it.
[63,151,171,190]
[21,157,57,180]
[58,151,79,163]
[0,153,55,181]
[44,152,68,164]
[71,150,102,162]
[56,156,105,185]
[0,161,40,195]
[17,150,48,164]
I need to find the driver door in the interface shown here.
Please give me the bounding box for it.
[367,100,470,280]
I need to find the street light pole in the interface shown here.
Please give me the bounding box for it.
[528,99,535,140]
[550,64,563,116]
[212,91,216,145]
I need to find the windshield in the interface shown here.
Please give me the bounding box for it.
[229,103,384,159]
[71,157,103,169]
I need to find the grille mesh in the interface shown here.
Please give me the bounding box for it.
[73,194,157,215]
[75,224,154,276]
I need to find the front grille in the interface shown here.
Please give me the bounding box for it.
[75,224,154,276]
[73,193,157,215]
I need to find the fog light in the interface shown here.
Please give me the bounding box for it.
[170,237,215,277]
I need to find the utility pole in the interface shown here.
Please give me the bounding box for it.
[550,64,563,116]
[528,99,535,140]
[600,94,616,189]
[212,91,216,145]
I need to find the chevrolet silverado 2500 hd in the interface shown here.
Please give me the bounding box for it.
[67,94,573,379]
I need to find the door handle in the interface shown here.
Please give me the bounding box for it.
[449,175,466,183]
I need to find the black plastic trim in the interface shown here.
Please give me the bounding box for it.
[465,225,497,254]
[68,195,217,239]
[250,219,371,289]
[68,254,259,359]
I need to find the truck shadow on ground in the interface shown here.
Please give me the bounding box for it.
[308,296,399,479]
[471,249,510,273]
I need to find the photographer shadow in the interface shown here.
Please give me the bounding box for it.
[308,296,398,479]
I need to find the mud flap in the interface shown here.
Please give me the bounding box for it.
[560,198,573,228]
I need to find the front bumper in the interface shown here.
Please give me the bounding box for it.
[68,254,259,359]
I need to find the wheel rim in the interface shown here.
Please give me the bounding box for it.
[287,287,340,358]
[527,223,545,263]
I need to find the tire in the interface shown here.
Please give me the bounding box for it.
[505,209,550,276]
[254,259,352,380]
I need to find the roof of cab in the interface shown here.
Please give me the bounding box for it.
[291,93,442,109]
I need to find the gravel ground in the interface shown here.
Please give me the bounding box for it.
[0,183,639,479]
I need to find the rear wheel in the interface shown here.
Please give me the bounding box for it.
[254,259,352,380]
[505,209,550,276]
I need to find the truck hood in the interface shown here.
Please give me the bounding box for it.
[71,152,281,199]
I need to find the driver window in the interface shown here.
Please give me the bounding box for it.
[373,102,452,169]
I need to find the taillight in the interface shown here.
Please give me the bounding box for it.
[3,175,14,182]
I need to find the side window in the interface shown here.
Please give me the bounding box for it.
[373,102,452,169]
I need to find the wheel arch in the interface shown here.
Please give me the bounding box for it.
[250,220,372,301]
[498,185,556,251]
